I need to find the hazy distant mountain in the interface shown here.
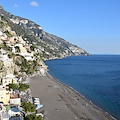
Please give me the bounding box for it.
[0,5,90,60]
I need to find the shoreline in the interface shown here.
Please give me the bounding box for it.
[46,73,116,120]
[30,72,115,120]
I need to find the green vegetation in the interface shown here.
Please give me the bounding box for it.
[9,83,19,90]
[14,70,18,75]
[9,83,29,92]
[25,114,43,120]
[22,102,36,113]
[15,54,39,75]
[19,83,29,92]
[1,42,12,52]
[4,30,12,37]
[1,16,9,24]
[0,16,9,28]
[0,21,4,28]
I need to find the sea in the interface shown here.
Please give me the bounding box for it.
[45,55,120,120]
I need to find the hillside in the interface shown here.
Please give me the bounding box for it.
[0,5,90,60]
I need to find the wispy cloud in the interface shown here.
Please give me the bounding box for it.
[14,4,19,8]
[30,1,39,7]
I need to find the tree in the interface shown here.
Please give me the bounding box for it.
[25,114,43,120]
[4,30,12,37]
[9,83,19,90]
[19,83,29,92]
[22,102,36,113]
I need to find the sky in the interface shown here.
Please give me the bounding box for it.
[0,0,120,54]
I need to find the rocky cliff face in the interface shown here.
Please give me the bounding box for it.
[0,5,90,60]
[0,16,48,77]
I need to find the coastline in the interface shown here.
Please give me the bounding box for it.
[46,73,116,120]
[29,72,115,120]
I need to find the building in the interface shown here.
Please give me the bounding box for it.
[0,85,11,105]
[10,94,21,106]
[2,74,18,87]
[9,37,15,43]
[15,44,27,53]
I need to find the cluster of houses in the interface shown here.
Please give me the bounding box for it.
[0,70,22,119]
[0,30,35,61]
[0,30,37,120]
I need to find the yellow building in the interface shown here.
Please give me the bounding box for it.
[0,86,10,105]
[0,86,21,105]
[2,74,18,87]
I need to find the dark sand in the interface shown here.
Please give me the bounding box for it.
[30,73,115,120]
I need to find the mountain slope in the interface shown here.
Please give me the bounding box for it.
[0,5,90,60]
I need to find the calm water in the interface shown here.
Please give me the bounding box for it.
[45,55,120,119]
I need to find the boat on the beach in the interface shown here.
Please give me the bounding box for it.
[33,98,40,105]
[36,104,43,110]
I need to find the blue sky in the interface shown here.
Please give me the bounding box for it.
[0,0,120,54]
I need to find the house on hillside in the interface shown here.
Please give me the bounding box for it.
[1,74,18,87]
[0,85,21,106]
[10,94,21,106]
[18,36,26,45]
[10,31,16,36]
[9,37,15,44]
[0,31,3,36]
[24,46,31,53]
[0,32,7,40]
[0,85,11,105]
[15,43,27,53]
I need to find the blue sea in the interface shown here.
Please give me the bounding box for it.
[45,55,120,120]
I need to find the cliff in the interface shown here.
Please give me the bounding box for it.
[0,5,90,60]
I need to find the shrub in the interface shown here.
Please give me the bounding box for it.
[9,83,19,90]
[22,102,36,113]
[19,83,29,92]
[4,30,12,37]
[25,114,43,120]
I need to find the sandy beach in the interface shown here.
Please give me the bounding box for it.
[30,73,114,120]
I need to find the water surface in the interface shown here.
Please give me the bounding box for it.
[45,55,120,119]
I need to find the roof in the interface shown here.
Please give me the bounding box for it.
[10,115,22,120]
[11,107,19,112]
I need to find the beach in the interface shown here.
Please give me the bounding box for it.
[30,73,114,120]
